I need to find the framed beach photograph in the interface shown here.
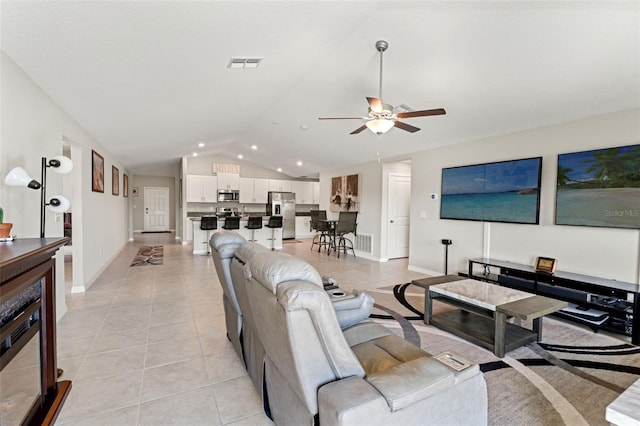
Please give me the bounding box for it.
[112,166,119,195]
[556,144,640,229]
[440,157,542,224]
[123,174,129,197]
[92,150,104,193]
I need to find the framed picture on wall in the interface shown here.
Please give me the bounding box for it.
[112,166,119,196]
[92,150,104,193]
[556,144,640,229]
[330,174,360,212]
[123,174,129,197]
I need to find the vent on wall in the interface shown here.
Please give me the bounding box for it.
[354,234,373,254]
[228,57,263,69]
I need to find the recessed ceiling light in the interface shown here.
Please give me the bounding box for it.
[237,154,244,159]
[277,167,283,173]
[296,161,303,167]
[198,142,205,148]
[300,124,308,131]
[251,145,258,150]
[192,152,198,157]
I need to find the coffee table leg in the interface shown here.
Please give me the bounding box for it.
[533,317,542,341]
[494,311,506,357]
[424,290,432,325]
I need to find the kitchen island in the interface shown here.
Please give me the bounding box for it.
[191,217,282,254]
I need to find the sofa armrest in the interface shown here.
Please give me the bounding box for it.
[330,291,374,329]
[318,376,391,426]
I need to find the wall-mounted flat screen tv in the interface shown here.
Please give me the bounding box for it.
[440,157,542,224]
[556,144,640,229]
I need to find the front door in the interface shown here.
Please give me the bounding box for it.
[144,187,169,232]
[387,174,411,259]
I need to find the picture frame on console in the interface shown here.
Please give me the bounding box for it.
[535,256,558,274]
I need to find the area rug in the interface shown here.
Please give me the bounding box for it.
[366,282,640,426]
[129,245,163,266]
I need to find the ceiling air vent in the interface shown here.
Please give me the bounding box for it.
[228,57,263,69]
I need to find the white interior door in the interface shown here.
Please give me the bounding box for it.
[144,187,169,232]
[387,174,411,259]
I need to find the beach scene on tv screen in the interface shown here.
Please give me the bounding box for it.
[556,144,640,229]
[441,158,541,224]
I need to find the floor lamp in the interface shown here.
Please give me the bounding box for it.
[4,156,73,238]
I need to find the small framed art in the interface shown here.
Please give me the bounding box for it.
[123,174,129,197]
[535,257,557,274]
[112,166,119,195]
[92,150,104,193]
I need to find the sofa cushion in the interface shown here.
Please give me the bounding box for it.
[250,252,322,294]
[365,357,454,411]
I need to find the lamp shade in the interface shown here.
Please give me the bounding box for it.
[49,155,73,174]
[365,119,395,135]
[46,195,71,213]
[4,167,41,189]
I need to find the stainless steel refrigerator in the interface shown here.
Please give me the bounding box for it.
[267,192,296,239]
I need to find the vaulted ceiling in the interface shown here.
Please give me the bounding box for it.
[2,1,638,177]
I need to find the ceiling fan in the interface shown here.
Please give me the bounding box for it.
[319,40,446,135]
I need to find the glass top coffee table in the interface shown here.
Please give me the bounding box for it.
[425,279,567,357]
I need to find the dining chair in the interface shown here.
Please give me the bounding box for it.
[333,211,357,258]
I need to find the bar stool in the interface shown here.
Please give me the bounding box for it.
[222,216,240,230]
[200,216,217,255]
[265,216,283,250]
[245,216,263,242]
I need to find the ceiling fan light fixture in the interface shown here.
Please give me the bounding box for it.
[366,119,394,135]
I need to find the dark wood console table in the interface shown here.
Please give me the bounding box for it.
[468,258,640,345]
[1,238,71,425]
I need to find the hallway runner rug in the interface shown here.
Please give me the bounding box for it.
[366,282,640,426]
[130,245,163,266]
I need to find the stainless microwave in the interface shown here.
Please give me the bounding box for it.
[217,190,239,202]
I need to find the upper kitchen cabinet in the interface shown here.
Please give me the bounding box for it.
[313,182,320,204]
[187,175,218,202]
[240,178,269,204]
[268,179,293,192]
[217,173,240,190]
[291,181,315,204]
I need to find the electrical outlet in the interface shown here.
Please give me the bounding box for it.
[420,211,427,219]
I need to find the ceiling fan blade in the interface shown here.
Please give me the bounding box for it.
[396,108,446,119]
[394,120,421,133]
[350,124,368,134]
[318,117,364,120]
[366,97,383,113]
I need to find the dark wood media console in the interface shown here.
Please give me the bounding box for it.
[467,258,640,345]
[1,238,71,425]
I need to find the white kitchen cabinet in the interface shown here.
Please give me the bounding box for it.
[240,178,269,203]
[268,179,293,192]
[217,173,240,190]
[295,216,314,238]
[292,181,315,204]
[187,175,218,202]
[312,182,320,204]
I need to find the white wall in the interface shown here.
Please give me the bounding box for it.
[0,52,130,291]
[409,109,640,283]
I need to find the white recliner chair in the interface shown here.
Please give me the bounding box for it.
[245,251,488,426]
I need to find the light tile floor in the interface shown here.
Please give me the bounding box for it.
[56,233,425,425]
